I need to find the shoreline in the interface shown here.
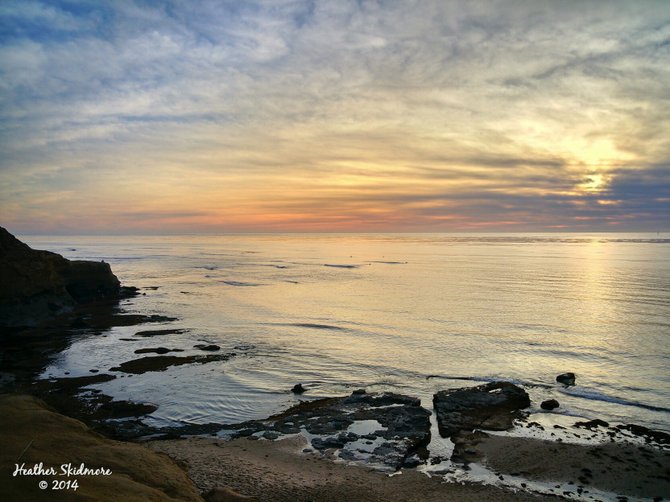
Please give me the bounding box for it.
[5,394,668,501]
[147,432,669,502]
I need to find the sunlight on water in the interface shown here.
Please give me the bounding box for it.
[27,233,670,431]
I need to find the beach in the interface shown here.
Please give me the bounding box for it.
[3,393,667,501]
[147,434,670,501]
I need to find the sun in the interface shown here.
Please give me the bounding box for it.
[581,173,605,193]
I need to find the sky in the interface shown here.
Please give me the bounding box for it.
[0,0,669,234]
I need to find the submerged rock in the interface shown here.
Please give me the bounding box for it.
[556,372,576,386]
[134,328,186,337]
[96,400,158,418]
[0,227,131,327]
[36,373,117,392]
[194,344,221,352]
[433,381,530,438]
[541,399,560,410]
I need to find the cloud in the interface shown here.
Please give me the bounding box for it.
[1,0,669,232]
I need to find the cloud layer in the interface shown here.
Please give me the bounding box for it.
[1,0,669,233]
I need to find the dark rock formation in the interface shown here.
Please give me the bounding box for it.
[433,381,531,438]
[541,399,560,410]
[96,400,158,418]
[194,344,221,351]
[0,227,131,327]
[291,383,306,394]
[556,372,576,386]
[574,419,610,429]
[265,391,431,470]
[134,347,184,355]
[35,373,117,392]
[110,353,235,374]
[615,424,670,446]
[134,328,187,337]
[450,429,491,463]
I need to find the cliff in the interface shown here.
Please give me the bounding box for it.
[0,227,123,328]
[0,394,202,501]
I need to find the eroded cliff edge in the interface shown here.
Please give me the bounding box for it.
[0,227,133,328]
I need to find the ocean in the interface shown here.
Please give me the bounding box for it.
[23,233,670,434]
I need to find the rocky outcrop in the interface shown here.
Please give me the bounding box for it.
[433,381,530,438]
[0,394,202,501]
[0,227,129,327]
[541,399,560,410]
[291,383,306,394]
[556,372,576,386]
[118,391,432,471]
[273,391,432,471]
[110,353,235,374]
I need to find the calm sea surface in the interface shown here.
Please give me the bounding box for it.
[23,233,670,433]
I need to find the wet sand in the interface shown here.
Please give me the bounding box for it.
[148,432,670,502]
[476,434,670,500]
[149,436,557,502]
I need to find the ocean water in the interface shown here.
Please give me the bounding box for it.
[24,233,670,433]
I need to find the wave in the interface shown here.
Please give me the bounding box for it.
[221,280,262,287]
[425,375,670,413]
[424,374,553,389]
[560,387,670,413]
[268,322,346,331]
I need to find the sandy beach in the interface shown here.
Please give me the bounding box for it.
[148,433,669,501]
[148,435,554,502]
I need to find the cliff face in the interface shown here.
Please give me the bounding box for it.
[0,395,203,502]
[0,227,122,327]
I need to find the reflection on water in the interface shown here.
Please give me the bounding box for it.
[26,233,670,431]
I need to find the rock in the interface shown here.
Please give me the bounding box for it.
[403,454,422,468]
[291,383,306,394]
[574,419,610,429]
[134,347,184,355]
[312,434,348,450]
[0,227,130,327]
[232,391,432,471]
[194,344,221,351]
[433,381,531,438]
[556,372,576,386]
[134,328,187,337]
[35,373,117,392]
[450,430,490,463]
[110,353,234,374]
[541,399,560,410]
[615,424,670,445]
[96,400,158,418]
